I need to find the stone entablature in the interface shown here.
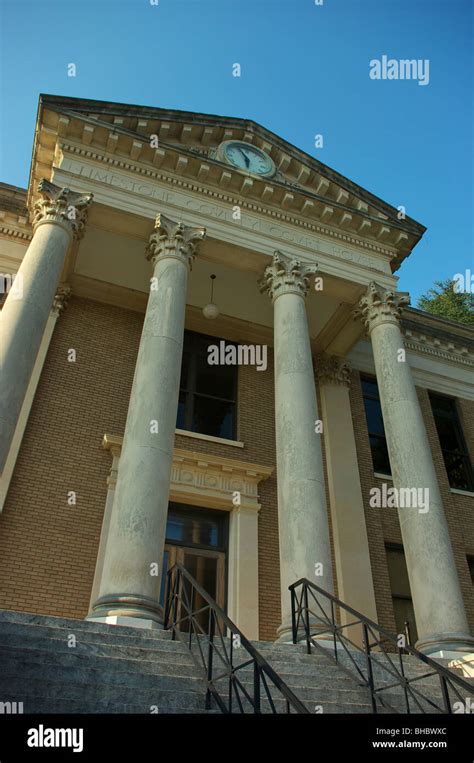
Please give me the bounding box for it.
[403,330,473,367]
[0,184,31,242]
[54,145,398,267]
[48,158,398,298]
[102,435,273,511]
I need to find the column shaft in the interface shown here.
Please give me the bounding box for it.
[357,282,473,656]
[260,251,334,640]
[90,214,205,626]
[0,179,92,473]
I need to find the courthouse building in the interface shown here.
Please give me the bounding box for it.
[0,95,473,663]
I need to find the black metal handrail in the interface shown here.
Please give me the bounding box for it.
[290,578,472,714]
[164,563,309,713]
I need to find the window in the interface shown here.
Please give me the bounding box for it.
[0,276,9,308]
[165,503,228,551]
[386,544,418,645]
[177,330,237,440]
[361,375,391,476]
[429,393,474,491]
[467,556,474,586]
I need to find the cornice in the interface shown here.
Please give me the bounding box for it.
[403,329,473,368]
[0,225,32,242]
[402,311,474,348]
[102,434,273,510]
[55,141,399,259]
[0,199,32,242]
[103,435,273,478]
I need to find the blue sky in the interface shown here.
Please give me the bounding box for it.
[0,0,472,303]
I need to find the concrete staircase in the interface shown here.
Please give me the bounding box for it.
[0,609,210,713]
[0,609,470,714]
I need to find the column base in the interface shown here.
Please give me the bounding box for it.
[415,631,474,660]
[89,594,163,629]
[275,620,333,646]
[86,614,163,631]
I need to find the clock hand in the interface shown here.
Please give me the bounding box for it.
[239,148,250,168]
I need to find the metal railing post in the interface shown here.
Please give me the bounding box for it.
[303,583,311,654]
[398,647,411,713]
[253,661,261,714]
[440,674,451,714]
[205,609,215,711]
[404,620,412,648]
[290,587,297,645]
[363,623,377,714]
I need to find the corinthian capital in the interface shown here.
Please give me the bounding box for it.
[32,179,93,240]
[146,213,206,268]
[259,250,318,301]
[315,353,352,387]
[51,285,72,316]
[354,281,410,333]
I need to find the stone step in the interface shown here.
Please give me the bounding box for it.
[0,656,204,694]
[2,650,378,705]
[0,609,172,641]
[0,618,175,647]
[261,655,443,688]
[208,693,383,714]
[255,645,451,684]
[227,675,419,708]
[213,678,373,706]
[0,676,207,712]
[0,646,200,678]
[0,632,192,662]
[0,693,214,714]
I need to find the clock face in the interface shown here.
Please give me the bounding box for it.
[223,141,275,177]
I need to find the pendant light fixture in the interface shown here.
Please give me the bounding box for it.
[203,274,220,319]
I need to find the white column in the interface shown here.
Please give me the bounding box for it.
[0,179,92,474]
[356,282,474,657]
[317,353,378,646]
[88,436,121,615]
[0,286,71,512]
[259,251,334,641]
[227,504,260,639]
[89,214,205,627]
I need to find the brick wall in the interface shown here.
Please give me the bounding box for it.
[0,297,142,619]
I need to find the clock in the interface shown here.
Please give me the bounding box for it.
[218,140,276,178]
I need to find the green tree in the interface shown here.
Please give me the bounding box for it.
[417,278,474,326]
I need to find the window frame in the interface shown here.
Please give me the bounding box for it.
[165,502,229,554]
[178,330,238,440]
[429,392,474,492]
[360,374,392,477]
[467,556,474,586]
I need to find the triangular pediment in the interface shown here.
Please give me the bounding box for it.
[29,94,426,271]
